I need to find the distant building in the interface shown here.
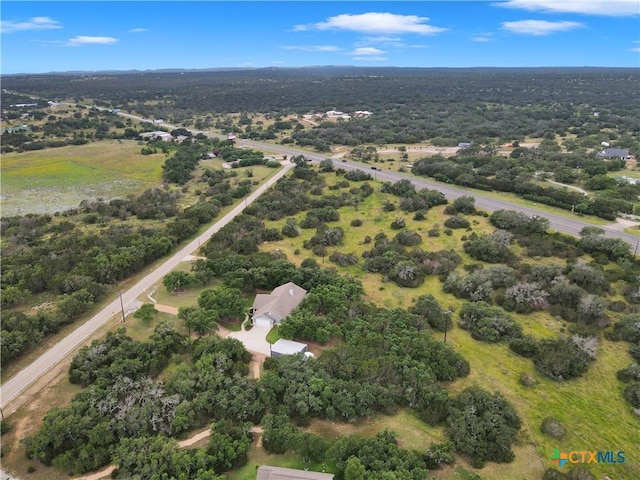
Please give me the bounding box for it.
[2,125,30,134]
[270,339,308,359]
[140,131,172,141]
[618,175,639,185]
[458,142,472,148]
[326,110,344,116]
[257,466,334,480]
[10,103,37,108]
[354,110,373,117]
[597,148,630,159]
[251,282,307,327]
[152,119,164,124]
[227,133,237,141]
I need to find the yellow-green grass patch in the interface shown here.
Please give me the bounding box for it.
[254,173,639,479]
[1,140,165,216]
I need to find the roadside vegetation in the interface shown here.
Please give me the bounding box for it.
[0,136,280,375]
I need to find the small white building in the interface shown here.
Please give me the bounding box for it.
[270,339,308,359]
[140,131,172,141]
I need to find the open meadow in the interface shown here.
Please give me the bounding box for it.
[1,140,165,216]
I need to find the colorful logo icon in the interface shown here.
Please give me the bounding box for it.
[551,449,568,467]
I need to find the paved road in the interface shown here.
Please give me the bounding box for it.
[0,162,295,411]
[237,139,639,249]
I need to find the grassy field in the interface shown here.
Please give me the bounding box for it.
[1,140,165,216]
[254,171,640,479]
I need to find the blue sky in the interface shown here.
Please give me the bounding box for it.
[2,1,639,73]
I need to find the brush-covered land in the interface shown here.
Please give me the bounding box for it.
[3,161,638,480]
[1,68,639,480]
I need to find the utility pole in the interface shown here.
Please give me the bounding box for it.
[443,310,452,343]
[119,292,126,323]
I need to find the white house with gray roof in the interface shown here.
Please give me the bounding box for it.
[597,148,630,159]
[250,282,307,327]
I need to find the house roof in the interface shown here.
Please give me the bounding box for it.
[272,339,307,355]
[598,148,629,157]
[256,466,334,480]
[252,282,307,320]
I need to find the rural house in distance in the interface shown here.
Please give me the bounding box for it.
[250,282,307,327]
[257,465,334,480]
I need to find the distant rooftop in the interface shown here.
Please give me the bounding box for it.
[256,466,334,480]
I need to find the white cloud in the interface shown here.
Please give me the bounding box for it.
[353,56,387,62]
[351,47,386,56]
[66,36,119,46]
[632,47,640,52]
[282,45,341,52]
[294,12,446,35]
[355,35,405,47]
[472,35,493,42]
[496,0,639,17]
[1,16,61,34]
[129,28,149,33]
[502,20,584,35]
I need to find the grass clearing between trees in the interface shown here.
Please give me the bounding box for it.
[255,170,640,479]
[1,140,166,216]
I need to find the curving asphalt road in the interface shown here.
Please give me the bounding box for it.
[238,139,639,249]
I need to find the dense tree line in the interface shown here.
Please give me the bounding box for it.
[24,328,255,475]
[411,150,638,220]
[3,68,638,152]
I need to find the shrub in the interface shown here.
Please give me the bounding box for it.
[458,301,522,342]
[350,218,363,227]
[606,314,640,342]
[390,218,406,230]
[509,335,539,357]
[541,417,566,439]
[623,383,640,408]
[446,386,521,467]
[329,251,359,267]
[630,344,640,363]
[519,372,537,387]
[503,282,549,314]
[424,442,455,469]
[281,219,300,238]
[534,338,593,381]
[395,230,422,246]
[444,216,470,229]
[413,210,426,221]
[617,364,640,383]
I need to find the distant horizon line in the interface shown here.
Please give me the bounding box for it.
[2,65,639,76]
